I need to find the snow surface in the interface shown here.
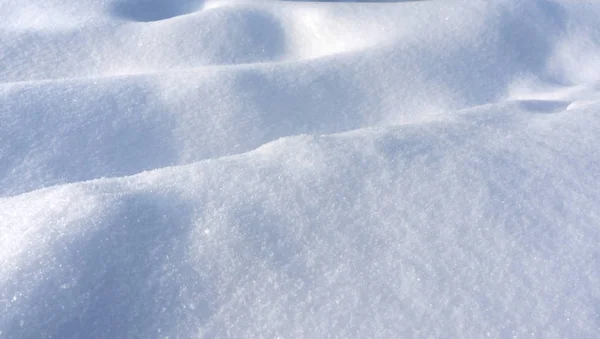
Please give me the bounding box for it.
[1,0,600,337]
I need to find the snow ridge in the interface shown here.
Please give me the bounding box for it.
[1,0,600,338]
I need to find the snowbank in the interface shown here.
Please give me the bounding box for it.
[1,0,599,337]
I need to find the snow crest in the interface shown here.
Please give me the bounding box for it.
[1,0,600,338]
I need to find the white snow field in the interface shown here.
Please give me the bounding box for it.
[1,0,600,337]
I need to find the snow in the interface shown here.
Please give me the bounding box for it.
[1,0,600,337]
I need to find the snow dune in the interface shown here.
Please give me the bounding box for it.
[1,0,600,338]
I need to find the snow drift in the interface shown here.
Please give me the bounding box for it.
[1,0,600,338]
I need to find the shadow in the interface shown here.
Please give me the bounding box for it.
[284,0,426,2]
[2,192,214,338]
[516,100,570,114]
[0,79,179,197]
[497,0,567,79]
[110,0,204,22]
[228,68,369,148]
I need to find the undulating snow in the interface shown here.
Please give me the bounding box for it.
[1,0,600,338]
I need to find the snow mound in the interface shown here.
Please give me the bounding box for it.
[2,0,600,338]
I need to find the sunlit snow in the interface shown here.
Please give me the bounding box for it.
[1,0,600,338]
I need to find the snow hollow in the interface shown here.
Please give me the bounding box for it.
[1,0,600,338]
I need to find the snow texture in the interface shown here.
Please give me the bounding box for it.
[1,0,600,338]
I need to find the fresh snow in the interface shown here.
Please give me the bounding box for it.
[1,0,600,338]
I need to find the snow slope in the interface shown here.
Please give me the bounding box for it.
[1,0,600,338]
